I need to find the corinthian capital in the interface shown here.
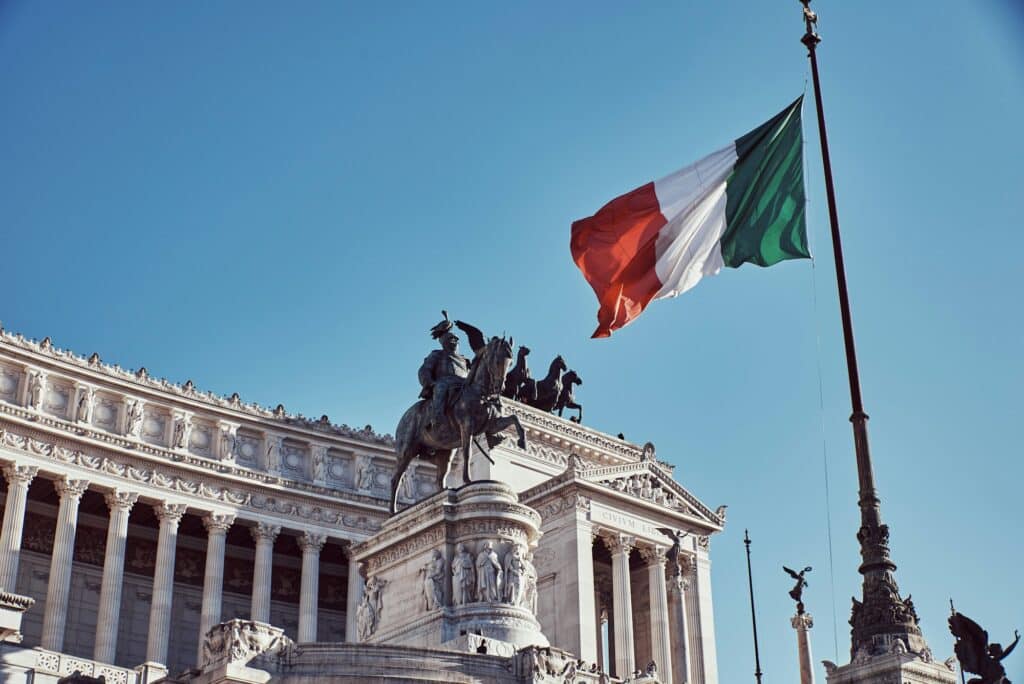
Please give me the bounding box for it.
[54,477,89,501]
[250,522,281,544]
[599,532,635,556]
[298,531,327,553]
[639,544,667,566]
[104,490,139,513]
[2,464,38,486]
[202,512,236,534]
[154,502,187,526]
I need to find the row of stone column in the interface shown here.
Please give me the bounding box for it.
[0,462,360,669]
[602,533,675,682]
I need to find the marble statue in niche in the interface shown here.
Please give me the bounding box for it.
[452,543,475,606]
[421,549,446,610]
[475,541,503,603]
[503,544,527,606]
[126,400,143,437]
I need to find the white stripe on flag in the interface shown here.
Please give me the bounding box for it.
[653,143,738,299]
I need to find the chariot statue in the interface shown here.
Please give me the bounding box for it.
[389,312,527,514]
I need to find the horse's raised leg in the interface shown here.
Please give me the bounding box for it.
[488,414,527,451]
[572,402,582,424]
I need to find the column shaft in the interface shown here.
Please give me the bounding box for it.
[670,578,691,684]
[0,465,38,590]
[297,532,326,642]
[146,503,186,665]
[197,513,234,666]
[792,613,815,684]
[345,550,364,642]
[647,555,673,684]
[250,523,280,623]
[41,477,89,651]
[94,490,138,663]
[609,535,635,678]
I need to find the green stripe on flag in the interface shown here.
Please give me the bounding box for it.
[721,96,810,268]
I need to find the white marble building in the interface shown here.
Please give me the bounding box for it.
[0,329,724,683]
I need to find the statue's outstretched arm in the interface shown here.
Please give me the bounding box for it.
[1002,631,1020,660]
[455,320,486,354]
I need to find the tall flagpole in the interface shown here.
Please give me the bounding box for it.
[799,0,925,658]
[744,530,764,684]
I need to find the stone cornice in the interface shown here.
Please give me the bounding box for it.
[509,402,644,465]
[0,329,396,448]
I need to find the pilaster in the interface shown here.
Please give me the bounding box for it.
[345,546,364,643]
[0,464,38,590]
[298,531,326,642]
[694,546,719,684]
[249,522,280,624]
[41,476,89,651]
[94,489,139,663]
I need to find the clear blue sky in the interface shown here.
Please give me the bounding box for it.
[2,1,1022,680]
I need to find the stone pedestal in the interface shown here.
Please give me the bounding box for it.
[824,642,957,684]
[0,590,34,643]
[351,481,548,650]
[791,613,814,684]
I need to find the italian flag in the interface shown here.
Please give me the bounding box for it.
[571,96,810,338]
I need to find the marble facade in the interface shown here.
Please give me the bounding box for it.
[0,329,724,683]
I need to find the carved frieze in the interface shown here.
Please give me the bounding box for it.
[0,427,383,534]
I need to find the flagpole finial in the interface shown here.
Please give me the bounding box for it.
[800,0,821,52]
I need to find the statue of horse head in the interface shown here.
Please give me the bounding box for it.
[562,369,582,387]
[548,354,567,378]
[472,335,514,397]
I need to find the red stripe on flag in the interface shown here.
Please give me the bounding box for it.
[571,182,666,338]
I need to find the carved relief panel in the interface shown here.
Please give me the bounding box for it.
[188,419,215,457]
[140,405,169,446]
[42,379,72,420]
[0,364,21,404]
[234,428,262,469]
[91,392,121,432]
[281,439,308,478]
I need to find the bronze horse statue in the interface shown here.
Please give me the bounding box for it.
[390,331,527,514]
[502,345,531,401]
[523,355,566,412]
[555,369,583,423]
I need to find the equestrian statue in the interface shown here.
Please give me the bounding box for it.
[554,369,583,423]
[390,312,527,515]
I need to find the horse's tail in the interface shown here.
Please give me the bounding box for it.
[391,401,426,513]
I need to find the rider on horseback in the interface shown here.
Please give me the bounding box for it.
[418,312,470,431]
